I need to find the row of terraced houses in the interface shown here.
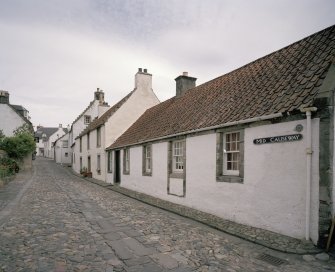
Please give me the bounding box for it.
[36,25,335,247]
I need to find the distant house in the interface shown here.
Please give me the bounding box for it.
[74,68,159,181]
[54,132,71,165]
[69,88,110,169]
[0,90,33,136]
[35,125,68,159]
[107,25,335,246]
[35,126,58,156]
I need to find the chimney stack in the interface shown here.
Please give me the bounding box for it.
[59,124,62,128]
[94,88,105,104]
[175,72,197,97]
[0,90,9,104]
[135,68,152,90]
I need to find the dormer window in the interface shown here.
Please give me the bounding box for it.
[84,115,91,125]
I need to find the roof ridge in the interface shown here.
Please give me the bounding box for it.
[194,24,335,91]
[108,24,335,149]
[76,89,135,139]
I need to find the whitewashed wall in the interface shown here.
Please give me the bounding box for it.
[119,119,320,242]
[104,74,159,148]
[44,127,66,159]
[54,133,71,164]
[70,100,109,170]
[0,104,27,136]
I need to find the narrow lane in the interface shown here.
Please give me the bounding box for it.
[0,158,334,271]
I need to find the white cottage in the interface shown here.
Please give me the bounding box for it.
[35,127,58,156]
[42,124,68,159]
[74,68,159,181]
[54,132,71,165]
[0,91,33,136]
[70,88,110,169]
[107,25,335,246]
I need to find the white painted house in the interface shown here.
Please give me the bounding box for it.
[54,132,71,164]
[35,127,58,156]
[0,90,33,136]
[70,88,110,169]
[107,26,335,246]
[42,124,68,159]
[74,68,160,181]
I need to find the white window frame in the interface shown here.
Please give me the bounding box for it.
[223,131,240,176]
[84,115,91,125]
[124,149,130,173]
[62,140,68,148]
[172,140,184,173]
[145,145,151,173]
[96,127,101,147]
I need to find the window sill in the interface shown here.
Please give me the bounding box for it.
[123,171,130,175]
[216,175,243,183]
[169,172,184,179]
[143,172,152,176]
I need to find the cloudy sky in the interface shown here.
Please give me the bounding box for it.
[0,0,334,128]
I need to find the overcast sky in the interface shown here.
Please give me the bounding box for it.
[0,0,334,128]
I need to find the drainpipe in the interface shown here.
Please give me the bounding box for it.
[301,107,318,240]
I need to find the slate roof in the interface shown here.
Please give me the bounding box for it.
[109,25,335,149]
[76,90,135,139]
[35,127,67,140]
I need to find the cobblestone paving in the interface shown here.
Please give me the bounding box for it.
[0,158,335,271]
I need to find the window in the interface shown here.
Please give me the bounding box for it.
[216,130,244,183]
[87,132,90,150]
[107,151,113,173]
[97,127,101,147]
[84,115,91,124]
[224,132,240,175]
[80,157,82,171]
[62,140,68,148]
[123,148,130,175]
[97,154,101,174]
[65,152,68,157]
[142,145,152,176]
[173,141,184,172]
[80,137,82,152]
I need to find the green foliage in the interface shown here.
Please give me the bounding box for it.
[0,157,19,176]
[0,132,36,160]
[13,123,33,136]
[0,130,5,140]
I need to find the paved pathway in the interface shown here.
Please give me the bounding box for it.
[0,157,334,271]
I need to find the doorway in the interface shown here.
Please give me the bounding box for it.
[114,150,120,184]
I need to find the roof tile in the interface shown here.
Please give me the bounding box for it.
[109,25,335,149]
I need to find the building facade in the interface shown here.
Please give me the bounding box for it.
[74,68,160,181]
[0,91,33,136]
[107,26,335,246]
[70,88,110,170]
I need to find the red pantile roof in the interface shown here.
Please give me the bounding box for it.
[76,91,134,139]
[109,25,335,149]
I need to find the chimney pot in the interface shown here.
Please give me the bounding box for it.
[138,68,142,72]
[183,72,188,76]
[59,124,62,128]
[144,68,147,73]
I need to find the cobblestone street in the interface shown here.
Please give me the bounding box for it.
[0,158,335,271]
